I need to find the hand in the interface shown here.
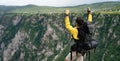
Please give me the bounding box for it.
[65,9,70,15]
[87,7,91,14]
[87,7,90,11]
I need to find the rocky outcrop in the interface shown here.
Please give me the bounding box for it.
[3,31,28,61]
[0,25,5,39]
[12,16,21,26]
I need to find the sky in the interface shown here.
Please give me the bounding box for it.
[0,0,119,7]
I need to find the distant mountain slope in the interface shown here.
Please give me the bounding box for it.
[0,12,120,61]
[0,1,120,13]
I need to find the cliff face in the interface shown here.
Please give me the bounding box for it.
[0,13,120,61]
[94,14,120,61]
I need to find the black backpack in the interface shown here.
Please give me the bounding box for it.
[77,22,98,51]
[70,22,98,61]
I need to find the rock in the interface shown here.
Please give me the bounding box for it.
[117,40,120,45]
[3,31,28,61]
[12,16,21,26]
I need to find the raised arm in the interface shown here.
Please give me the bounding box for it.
[87,7,92,22]
[65,10,75,32]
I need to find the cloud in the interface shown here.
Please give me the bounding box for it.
[0,0,119,7]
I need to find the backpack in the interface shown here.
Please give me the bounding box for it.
[77,22,98,51]
[70,22,98,61]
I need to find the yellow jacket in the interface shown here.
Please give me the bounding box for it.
[65,16,79,40]
[65,14,92,40]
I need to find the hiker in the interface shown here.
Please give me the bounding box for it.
[64,9,93,61]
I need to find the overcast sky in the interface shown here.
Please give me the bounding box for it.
[0,0,119,7]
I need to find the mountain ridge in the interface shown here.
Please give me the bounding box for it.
[0,1,120,7]
[0,1,120,13]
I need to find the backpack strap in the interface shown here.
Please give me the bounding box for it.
[94,47,96,53]
[70,50,72,61]
[88,51,91,61]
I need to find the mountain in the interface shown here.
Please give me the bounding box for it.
[0,12,120,61]
[0,1,120,61]
[0,1,120,14]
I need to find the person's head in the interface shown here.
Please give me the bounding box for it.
[75,17,84,27]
